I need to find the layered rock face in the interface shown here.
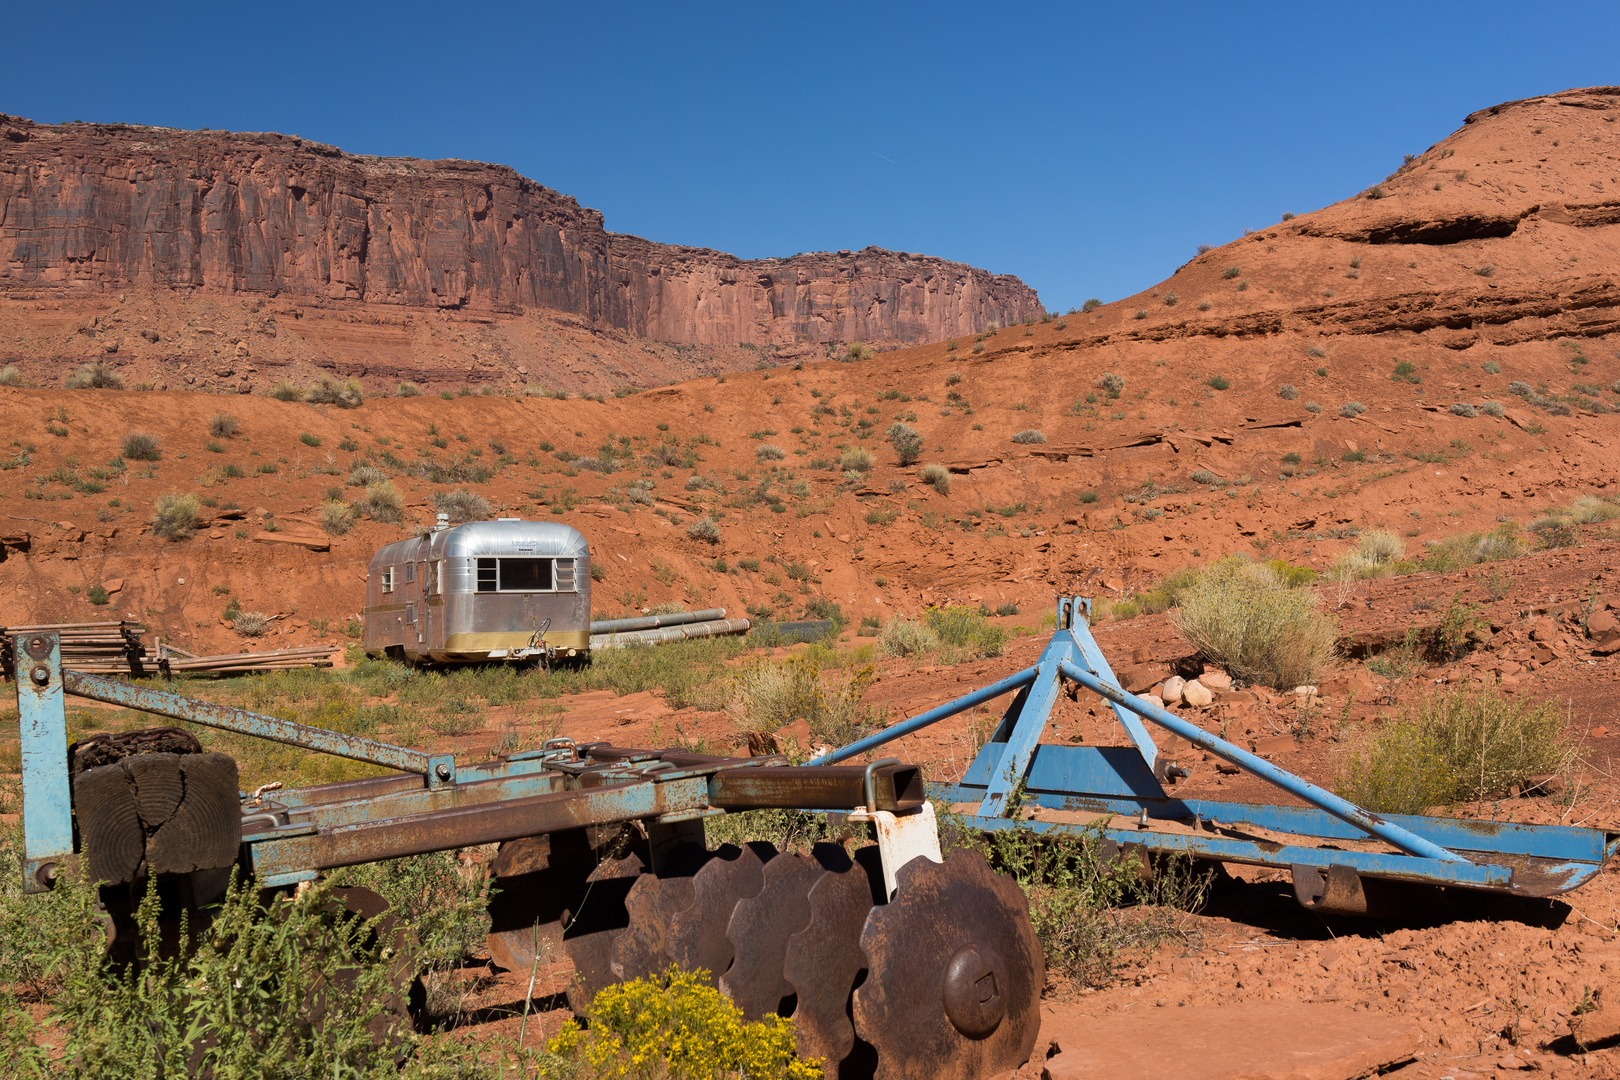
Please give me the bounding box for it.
[0,116,1040,345]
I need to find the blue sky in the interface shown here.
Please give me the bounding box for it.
[3,1,1617,312]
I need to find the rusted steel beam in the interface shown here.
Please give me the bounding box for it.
[709,765,925,812]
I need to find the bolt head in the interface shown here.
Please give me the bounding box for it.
[435,763,452,780]
[941,942,1009,1039]
[30,666,49,686]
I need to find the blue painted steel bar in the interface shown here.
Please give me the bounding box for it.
[964,815,1513,890]
[61,669,448,784]
[1056,658,1469,864]
[1065,602,1159,771]
[977,645,1074,818]
[806,665,1039,765]
[15,633,74,893]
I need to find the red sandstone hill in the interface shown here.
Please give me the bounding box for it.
[0,87,1616,657]
[0,115,1041,394]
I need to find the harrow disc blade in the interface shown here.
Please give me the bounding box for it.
[609,842,712,985]
[852,849,1044,1080]
[559,846,648,1014]
[666,841,775,987]
[781,845,886,1070]
[720,844,829,1019]
[485,828,601,974]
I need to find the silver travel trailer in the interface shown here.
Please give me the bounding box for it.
[363,517,591,665]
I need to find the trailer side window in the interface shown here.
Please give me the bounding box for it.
[555,559,576,592]
[404,563,415,584]
[498,558,553,592]
[381,567,394,594]
[476,558,498,593]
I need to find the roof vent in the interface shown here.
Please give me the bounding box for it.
[432,512,450,531]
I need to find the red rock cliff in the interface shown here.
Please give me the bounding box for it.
[0,116,1041,345]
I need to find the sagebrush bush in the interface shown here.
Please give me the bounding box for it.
[923,605,1006,659]
[121,430,162,461]
[397,381,422,397]
[0,365,23,387]
[687,517,722,543]
[1096,372,1123,398]
[1449,402,1478,417]
[1338,688,1573,814]
[756,444,787,461]
[433,489,490,523]
[1480,400,1506,417]
[209,412,240,438]
[1570,495,1620,524]
[269,380,302,401]
[921,463,951,494]
[348,464,388,487]
[1170,557,1337,690]
[233,610,272,636]
[149,492,199,541]
[839,446,874,472]
[1278,384,1298,400]
[307,375,364,408]
[726,654,876,747]
[887,422,922,464]
[1010,429,1047,445]
[65,361,123,390]
[1340,401,1367,417]
[878,616,940,658]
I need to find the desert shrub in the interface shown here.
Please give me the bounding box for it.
[209,412,240,438]
[1206,375,1230,390]
[1339,401,1366,417]
[1082,298,1102,312]
[1011,429,1047,445]
[1418,524,1525,571]
[122,430,162,461]
[923,605,1006,658]
[1449,402,1478,417]
[755,444,787,461]
[149,492,199,541]
[356,481,404,524]
[64,361,123,390]
[1305,401,1323,413]
[1480,400,1505,417]
[300,431,322,446]
[921,463,951,494]
[687,517,721,543]
[1570,495,1620,524]
[319,499,355,535]
[233,611,272,635]
[1096,372,1124,398]
[0,365,23,387]
[1531,516,1580,549]
[269,380,302,401]
[1277,384,1298,400]
[545,966,817,1079]
[1357,529,1405,565]
[397,381,422,397]
[306,375,365,408]
[1170,557,1337,690]
[886,422,923,465]
[433,489,490,523]
[1189,469,1216,485]
[878,616,941,658]
[844,342,874,362]
[726,654,877,747]
[348,463,388,487]
[1338,688,1573,814]
[86,584,110,605]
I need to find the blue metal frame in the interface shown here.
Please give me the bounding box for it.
[16,633,74,892]
[813,599,1620,899]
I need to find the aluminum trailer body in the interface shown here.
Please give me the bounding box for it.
[363,518,591,664]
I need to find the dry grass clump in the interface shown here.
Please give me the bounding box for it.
[306,375,364,408]
[686,517,721,543]
[0,365,23,387]
[755,444,786,461]
[1170,557,1337,690]
[1417,523,1527,572]
[921,463,951,495]
[348,464,389,487]
[1337,687,1574,814]
[319,500,355,536]
[1570,495,1620,524]
[208,413,240,438]
[121,431,162,462]
[65,361,123,390]
[150,492,200,541]
[232,611,272,636]
[356,481,404,523]
[432,489,490,523]
[726,654,877,747]
[269,380,302,401]
[1011,429,1047,444]
[1332,529,1406,579]
[397,381,422,397]
[840,446,874,472]
[877,616,941,658]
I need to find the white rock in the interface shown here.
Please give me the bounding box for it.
[1161,675,1186,704]
[1200,670,1233,691]
[1137,693,1165,709]
[1181,680,1214,708]
[1293,685,1319,697]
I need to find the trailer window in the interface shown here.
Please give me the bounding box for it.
[555,559,577,592]
[380,567,394,594]
[475,557,557,592]
[500,558,553,592]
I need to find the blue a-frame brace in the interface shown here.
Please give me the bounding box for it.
[812,598,1620,908]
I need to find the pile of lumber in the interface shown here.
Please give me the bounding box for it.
[0,621,150,677]
[154,642,335,676]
